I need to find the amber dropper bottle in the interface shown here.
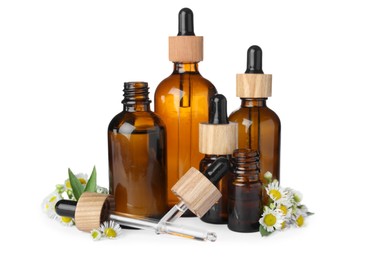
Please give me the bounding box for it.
[108,82,168,219]
[228,149,261,232]
[154,8,217,209]
[229,46,281,185]
[199,94,237,224]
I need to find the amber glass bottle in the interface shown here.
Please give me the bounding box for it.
[228,149,261,232]
[229,45,281,185]
[199,94,237,224]
[154,8,217,208]
[108,82,168,219]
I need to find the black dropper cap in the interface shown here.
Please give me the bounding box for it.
[203,157,230,186]
[178,8,195,36]
[55,200,77,218]
[245,45,264,74]
[209,94,229,124]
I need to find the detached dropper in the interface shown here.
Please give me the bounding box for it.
[55,158,230,242]
[236,45,272,98]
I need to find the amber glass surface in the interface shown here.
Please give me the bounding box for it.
[228,149,261,232]
[154,63,217,207]
[108,83,168,219]
[199,155,231,224]
[229,98,281,184]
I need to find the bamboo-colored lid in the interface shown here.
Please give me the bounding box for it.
[199,123,238,155]
[74,192,114,232]
[169,36,203,62]
[171,167,221,217]
[236,74,272,98]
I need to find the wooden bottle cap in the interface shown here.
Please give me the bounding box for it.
[199,123,238,155]
[171,167,222,217]
[169,36,203,62]
[236,74,272,98]
[74,192,114,232]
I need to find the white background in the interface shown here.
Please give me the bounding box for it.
[1,0,389,259]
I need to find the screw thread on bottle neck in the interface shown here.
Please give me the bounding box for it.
[122,82,151,110]
[232,149,260,175]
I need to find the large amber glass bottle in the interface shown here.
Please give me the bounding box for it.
[154,8,217,207]
[229,45,281,184]
[108,82,168,219]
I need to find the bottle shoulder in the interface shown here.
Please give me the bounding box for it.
[108,110,166,132]
[155,73,217,93]
[229,106,281,124]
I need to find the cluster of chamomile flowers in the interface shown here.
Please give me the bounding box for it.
[41,172,121,240]
[259,171,313,236]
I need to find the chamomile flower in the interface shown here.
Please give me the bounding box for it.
[64,173,88,190]
[277,203,292,219]
[293,207,308,227]
[91,229,102,241]
[266,180,289,204]
[100,220,121,239]
[259,207,285,232]
[42,192,62,219]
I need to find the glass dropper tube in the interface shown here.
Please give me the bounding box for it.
[110,212,216,242]
[55,199,216,242]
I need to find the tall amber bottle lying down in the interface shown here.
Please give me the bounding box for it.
[229,45,281,184]
[154,8,217,208]
[108,82,168,219]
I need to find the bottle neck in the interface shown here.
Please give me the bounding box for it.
[173,62,199,73]
[232,149,260,177]
[122,82,151,112]
[240,98,267,108]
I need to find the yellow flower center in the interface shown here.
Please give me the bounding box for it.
[269,189,281,200]
[91,231,100,239]
[65,178,87,189]
[104,228,117,238]
[49,196,57,203]
[279,205,288,215]
[296,215,304,227]
[264,213,277,227]
[61,217,72,224]
[281,221,286,229]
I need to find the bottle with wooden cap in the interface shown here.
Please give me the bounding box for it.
[198,94,237,224]
[108,82,168,219]
[154,8,217,209]
[229,45,281,185]
[228,149,261,232]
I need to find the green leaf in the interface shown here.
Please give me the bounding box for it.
[259,225,272,237]
[307,212,315,216]
[84,166,97,192]
[68,168,84,200]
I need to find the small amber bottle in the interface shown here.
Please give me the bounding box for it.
[108,82,168,219]
[228,149,261,232]
[229,45,281,184]
[154,8,217,208]
[199,94,237,224]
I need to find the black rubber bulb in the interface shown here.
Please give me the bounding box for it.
[178,8,195,36]
[55,200,77,218]
[245,45,264,74]
[209,94,229,124]
[203,157,230,186]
